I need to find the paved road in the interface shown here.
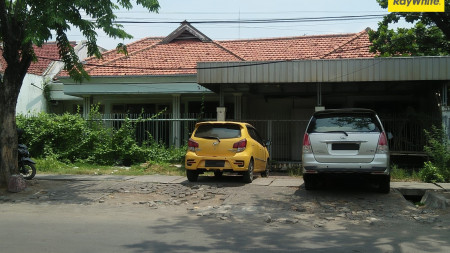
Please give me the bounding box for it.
[1,174,449,253]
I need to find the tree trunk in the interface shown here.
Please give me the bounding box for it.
[0,74,24,187]
[0,1,38,188]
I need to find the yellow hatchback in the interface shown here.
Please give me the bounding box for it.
[185,121,270,183]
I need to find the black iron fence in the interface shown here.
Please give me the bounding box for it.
[95,113,436,162]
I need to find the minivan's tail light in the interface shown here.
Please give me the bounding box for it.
[188,138,199,151]
[302,133,312,154]
[376,132,389,154]
[233,139,247,152]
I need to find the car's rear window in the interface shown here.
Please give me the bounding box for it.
[308,113,381,133]
[194,124,242,139]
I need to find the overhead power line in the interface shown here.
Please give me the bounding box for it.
[90,14,385,25]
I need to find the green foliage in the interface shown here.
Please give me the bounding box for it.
[16,110,186,166]
[35,155,71,172]
[146,142,187,164]
[0,0,160,82]
[0,0,160,186]
[390,164,420,181]
[34,157,186,176]
[420,161,445,183]
[369,0,450,56]
[419,126,450,182]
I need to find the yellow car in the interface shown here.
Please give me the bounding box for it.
[185,121,270,183]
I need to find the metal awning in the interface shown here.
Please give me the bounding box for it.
[197,56,450,93]
[63,83,212,97]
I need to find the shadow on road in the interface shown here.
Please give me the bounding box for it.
[0,179,117,205]
[122,214,450,253]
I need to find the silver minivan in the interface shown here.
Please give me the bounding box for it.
[302,109,390,193]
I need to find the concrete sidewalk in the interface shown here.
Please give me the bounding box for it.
[35,174,450,190]
[35,174,303,186]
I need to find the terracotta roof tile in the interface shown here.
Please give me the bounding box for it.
[217,32,372,61]
[319,30,372,59]
[83,39,243,76]
[59,26,375,78]
[0,42,75,76]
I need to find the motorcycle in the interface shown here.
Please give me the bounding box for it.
[18,143,36,180]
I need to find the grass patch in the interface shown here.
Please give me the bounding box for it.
[35,158,186,177]
[287,166,302,177]
[390,164,421,182]
[35,158,420,181]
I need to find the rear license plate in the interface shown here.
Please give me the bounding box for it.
[205,160,225,167]
[332,143,360,150]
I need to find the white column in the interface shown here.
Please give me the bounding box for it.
[172,94,181,147]
[83,96,91,118]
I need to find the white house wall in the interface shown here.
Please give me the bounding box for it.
[16,74,47,115]
[16,41,92,115]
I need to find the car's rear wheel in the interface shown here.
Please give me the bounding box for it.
[303,174,318,190]
[378,175,390,194]
[186,170,199,182]
[214,171,223,178]
[243,160,254,183]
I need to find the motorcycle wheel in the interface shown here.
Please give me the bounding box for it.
[20,162,36,180]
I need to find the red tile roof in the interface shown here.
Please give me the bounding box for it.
[0,42,75,76]
[217,32,370,61]
[61,23,375,78]
[84,39,242,76]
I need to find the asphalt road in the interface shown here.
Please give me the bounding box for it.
[1,175,450,253]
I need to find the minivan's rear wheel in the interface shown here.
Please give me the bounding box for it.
[243,160,254,183]
[186,170,199,182]
[303,174,318,190]
[378,175,390,194]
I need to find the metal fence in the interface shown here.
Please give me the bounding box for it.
[97,113,212,146]
[96,113,436,161]
[381,117,440,154]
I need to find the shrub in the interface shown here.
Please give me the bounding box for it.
[419,161,445,183]
[16,111,186,166]
[420,126,450,182]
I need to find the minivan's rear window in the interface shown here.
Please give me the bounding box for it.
[309,113,381,133]
[194,124,242,139]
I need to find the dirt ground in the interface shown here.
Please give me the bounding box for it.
[2,175,449,230]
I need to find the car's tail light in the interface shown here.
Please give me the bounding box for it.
[376,132,389,154]
[233,139,247,152]
[302,133,312,154]
[188,138,199,151]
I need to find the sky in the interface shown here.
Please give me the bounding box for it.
[66,0,406,50]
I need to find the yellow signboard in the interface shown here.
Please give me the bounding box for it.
[388,0,445,12]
